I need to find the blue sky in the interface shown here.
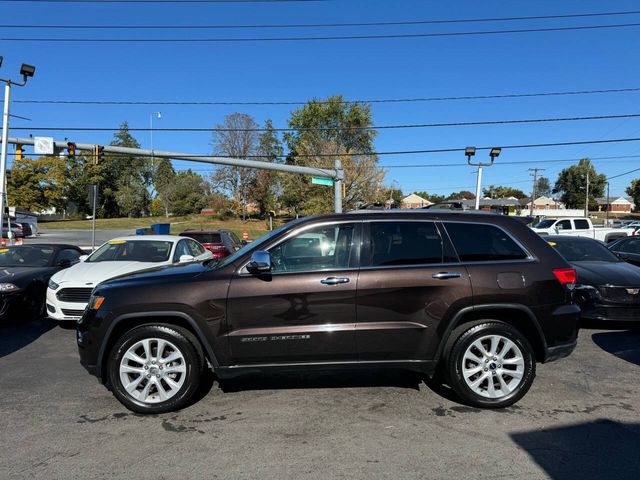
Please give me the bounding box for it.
[2,0,640,198]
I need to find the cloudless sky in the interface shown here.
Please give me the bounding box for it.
[2,0,640,198]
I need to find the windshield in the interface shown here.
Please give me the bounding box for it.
[181,233,222,244]
[217,220,300,268]
[534,219,556,229]
[549,239,620,263]
[87,240,173,263]
[0,246,56,267]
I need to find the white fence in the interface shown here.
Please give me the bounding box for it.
[519,209,585,217]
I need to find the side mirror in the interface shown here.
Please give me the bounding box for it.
[78,255,88,262]
[179,254,195,263]
[247,250,271,273]
[57,259,71,268]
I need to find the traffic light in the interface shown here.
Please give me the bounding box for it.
[94,145,105,164]
[67,142,76,161]
[15,144,23,161]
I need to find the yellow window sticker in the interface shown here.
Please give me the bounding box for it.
[0,249,9,253]
[547,241,557,246]
[108,240,127,245]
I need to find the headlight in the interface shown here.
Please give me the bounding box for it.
[573,285,599,304]
[48,279,59,290]
[0,283,20,292]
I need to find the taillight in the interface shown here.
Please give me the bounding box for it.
[553,268,576,286]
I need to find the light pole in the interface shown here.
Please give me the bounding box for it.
[467,147,501,210]
[0,58,35,243]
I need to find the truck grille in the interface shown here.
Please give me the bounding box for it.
[56,288,93,303]
[598,286,640,304]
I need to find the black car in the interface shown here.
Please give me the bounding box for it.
[608,235,640,267]
[78,211,579,413]
[0,244,85,321]
[547,235,640,323]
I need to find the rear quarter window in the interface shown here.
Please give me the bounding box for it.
[445,223,529,262]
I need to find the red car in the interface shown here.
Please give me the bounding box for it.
[179,230,243,260]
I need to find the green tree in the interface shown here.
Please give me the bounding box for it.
[447,190,476,200]
[8,156,70,213]
[250,119,283,216]
[153,158,176,216]
[536,176,552,197]
[482,185,526,199]
[169,169,209,215]
[385,187,404,207]
[414,191,446,204]
[626,179,640,211]
[554,159,606,209]
[281,95,386,214]
[99,122,152,217]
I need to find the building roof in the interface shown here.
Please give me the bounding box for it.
[402,193,432,205]
[596,196,634,205]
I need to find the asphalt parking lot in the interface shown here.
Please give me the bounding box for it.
[1,320,639,480]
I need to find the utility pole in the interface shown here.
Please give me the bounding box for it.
[606,181,610,226]
[584,169,590,218]
[91,145,99,250]
[528,168,545,217]
[0,59,36,244]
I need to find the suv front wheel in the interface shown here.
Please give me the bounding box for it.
[445,321,536,408]
[107,324,204,414]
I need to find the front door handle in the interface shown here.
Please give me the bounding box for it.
[432,272,461,280]
[321,277,350,285]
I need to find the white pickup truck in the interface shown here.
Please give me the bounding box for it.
[531,217,636,243]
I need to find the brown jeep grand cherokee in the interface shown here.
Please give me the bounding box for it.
[77,211,580,413]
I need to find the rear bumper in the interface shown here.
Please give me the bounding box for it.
[541,304,581,363]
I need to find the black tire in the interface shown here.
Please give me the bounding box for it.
[445,321,536,408]
[108,324,204,414]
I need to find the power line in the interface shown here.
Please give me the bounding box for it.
[4,22,640,43]
[5,10,640,29]
[607,166,640,180]
[14,86,640,106]
[2,0,324,3]
[378,155,640,168]
[12,113,640,133]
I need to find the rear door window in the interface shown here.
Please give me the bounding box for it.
[617,237,640,254]
[444,223,529,262]
[556,220,572,230]
[574,219,590,230]
[368,221,444,266]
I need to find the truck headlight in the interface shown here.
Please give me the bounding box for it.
[0,283,20,292]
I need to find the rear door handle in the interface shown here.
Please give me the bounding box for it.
[432,272,461,280]
[321,277,350,285]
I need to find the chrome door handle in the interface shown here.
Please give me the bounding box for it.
[321,277,350,285]
[432,272,461,280]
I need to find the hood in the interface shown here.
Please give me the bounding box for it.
[51,261,162,287]
[572,261,640,287]
[97,261,211,289]
[0,266,51,285]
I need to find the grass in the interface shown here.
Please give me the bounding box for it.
[38,215,271,240]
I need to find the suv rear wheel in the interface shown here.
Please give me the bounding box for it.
[445,321,535,408]
[107,324,204,414]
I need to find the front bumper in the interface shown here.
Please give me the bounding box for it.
[581,304,639,322]
[0,291,24,319]
[46,286,88,321]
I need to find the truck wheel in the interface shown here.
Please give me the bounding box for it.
[108,324,204,414]
[445,321,536,408]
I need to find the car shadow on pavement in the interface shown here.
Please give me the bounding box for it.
[218,368,424,393]
[0,317,58,358]
[591,330,640,366]
[511,419,640,480]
